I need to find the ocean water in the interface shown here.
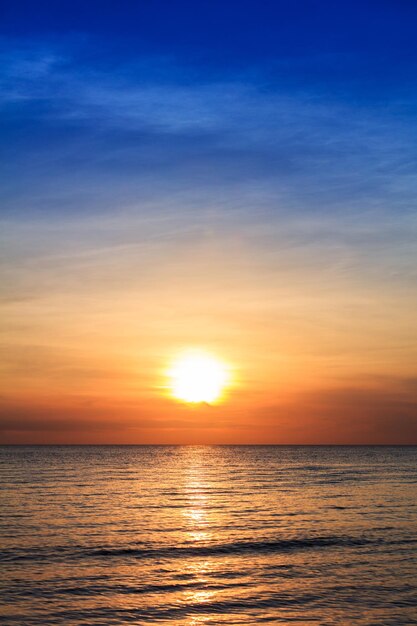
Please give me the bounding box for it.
[1,446,416,625]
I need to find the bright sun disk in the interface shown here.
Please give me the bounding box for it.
[169,351,229,403]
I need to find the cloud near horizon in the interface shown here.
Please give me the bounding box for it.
[1,378,416,444]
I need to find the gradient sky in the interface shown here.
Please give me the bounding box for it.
[1,0,416,444]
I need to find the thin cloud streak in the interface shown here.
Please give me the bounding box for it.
[1,38,417,218]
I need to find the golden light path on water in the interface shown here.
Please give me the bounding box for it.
[182,462,215,620]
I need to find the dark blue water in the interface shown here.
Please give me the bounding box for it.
[1,446,416,624]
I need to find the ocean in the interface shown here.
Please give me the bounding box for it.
[1,446,416,625]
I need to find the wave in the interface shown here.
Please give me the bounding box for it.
[4,534,414,564]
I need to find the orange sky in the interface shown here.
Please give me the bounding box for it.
[1,210,416,444]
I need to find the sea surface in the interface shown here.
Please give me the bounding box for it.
[1,446,416,625]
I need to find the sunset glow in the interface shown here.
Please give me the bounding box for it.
[1,1,417,446]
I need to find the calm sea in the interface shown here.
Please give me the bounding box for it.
[1,446,416,625]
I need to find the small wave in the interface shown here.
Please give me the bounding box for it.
[21,590,322,624]
[88,535,376,560]
[0,535,380,564]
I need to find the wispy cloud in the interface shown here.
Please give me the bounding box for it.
[1,36,417,220]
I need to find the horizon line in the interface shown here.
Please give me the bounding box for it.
[1,443,416,447]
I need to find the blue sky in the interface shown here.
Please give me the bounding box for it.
[1,1,416,442]
[1,0,417,219]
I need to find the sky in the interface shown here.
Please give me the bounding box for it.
[1,0,416,444]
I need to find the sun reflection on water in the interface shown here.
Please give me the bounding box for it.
[183,458,210,539]
[180,453,220,620]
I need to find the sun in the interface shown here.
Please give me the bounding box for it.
[168,350,229,404]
